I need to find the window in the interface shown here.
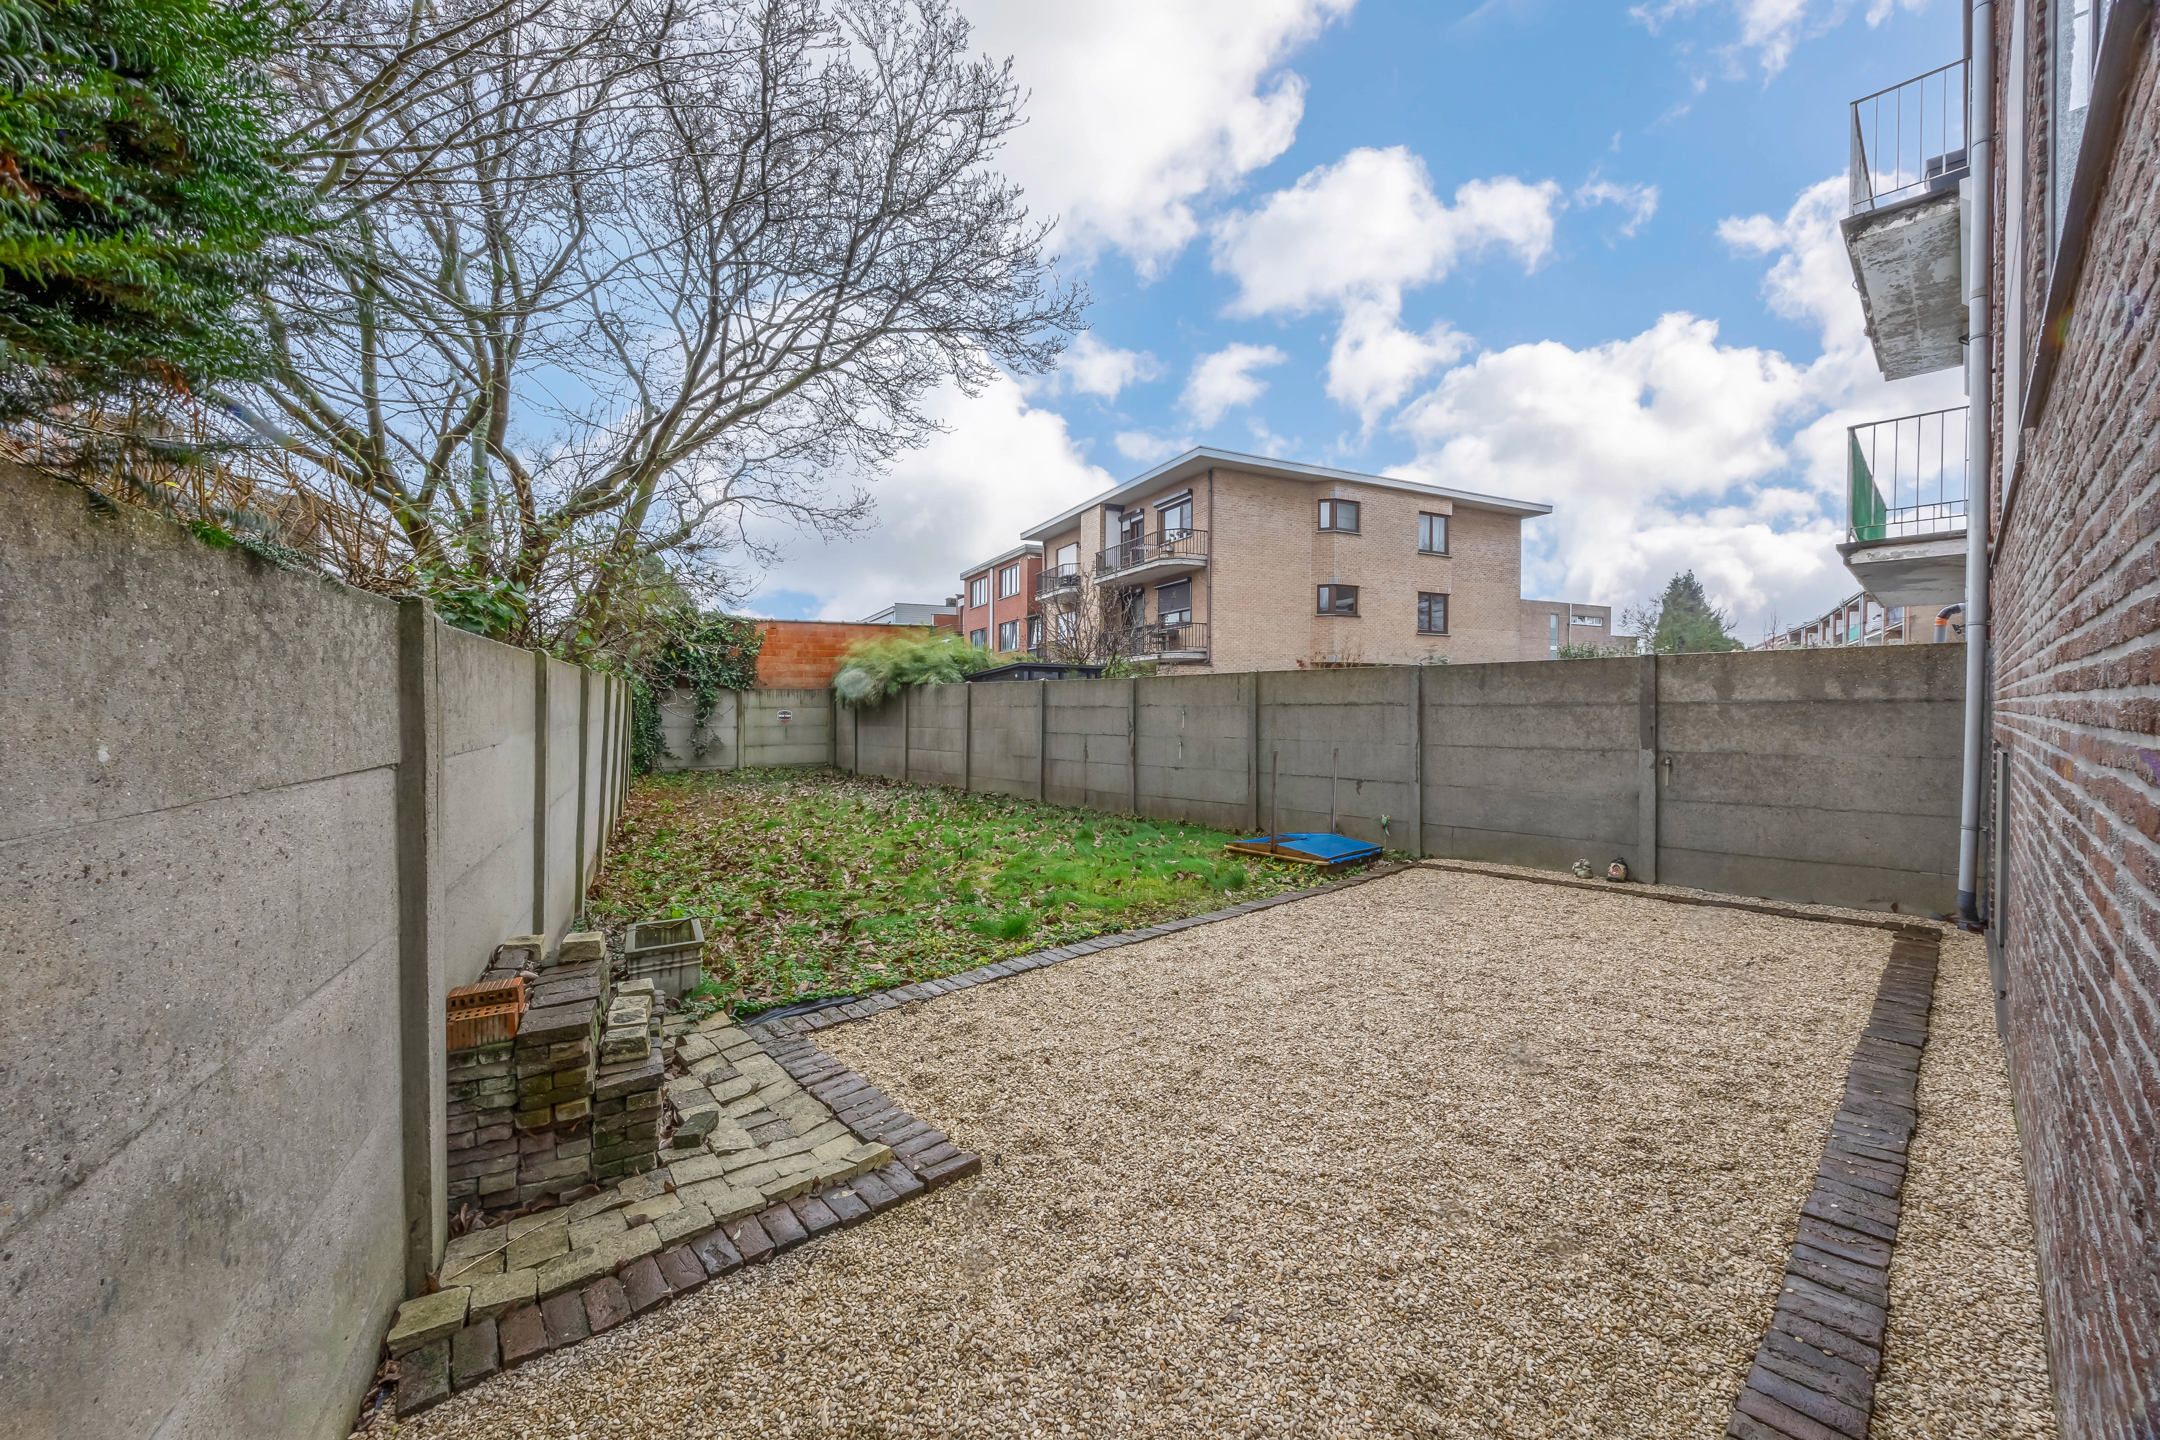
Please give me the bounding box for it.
[1417,592,1449,635]
[998,563,1021,598]
[1026,615,1043,650]
[1119,507,1144,546]
[969,576,990,607]
[1318,498,1360,533]
[997,619,1019,650]
[1156,492,1194,538]
[1547,613,1560,658]
[1056,541,1079,571]
[2052,0,2099,247]
[1418,512,1449,554]
[1316,584,1358,617]
[1157,578,1192,626]
[969,627,988,648]
[1571,612,1604,627]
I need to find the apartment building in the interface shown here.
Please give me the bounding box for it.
[1838,7,2158,1434]
[955,543,1042,654]
[1756,590,1958,650]
[1017,448,1601,672]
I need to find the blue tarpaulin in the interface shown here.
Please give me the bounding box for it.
[1224,831,1382,868]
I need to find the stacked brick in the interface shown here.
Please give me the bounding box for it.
[591,983,663,1182]
[512,952,604,1206]
[445,1041,518,1207]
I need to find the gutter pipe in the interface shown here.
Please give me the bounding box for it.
[1956,0,1996,926]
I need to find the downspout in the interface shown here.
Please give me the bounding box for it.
[1956,0,1996,926]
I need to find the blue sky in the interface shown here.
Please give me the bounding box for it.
[747,0,1967,639]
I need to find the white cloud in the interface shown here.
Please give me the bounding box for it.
[1393,172,1965,636]
[1326,298,1471,426]
[961,0,1354,274]
[1047,333,1163,400]
[1181,343,1287,427]
[1628,0,1930,79]
[739,376,1112,620]
[1113,429,1193,464]
[1211,147,1561,316]
[1575,176,1661,236]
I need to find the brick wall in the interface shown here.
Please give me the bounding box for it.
[957,552,1041,651]
[754,620,932,688]
[1516,599,1620,659]
[1987,4,2160,1433]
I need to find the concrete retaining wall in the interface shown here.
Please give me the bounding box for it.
[0,469,632,1440]
[835,648,1963,913]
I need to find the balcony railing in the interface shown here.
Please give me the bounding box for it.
[1095,528,1208,576]
[1848,407,1969,542]
[1035,564,1083,601]
[1119,619,1208,659]
[1849,60,1968,214]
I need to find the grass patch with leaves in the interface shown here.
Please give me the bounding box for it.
[586,768,1311,1014]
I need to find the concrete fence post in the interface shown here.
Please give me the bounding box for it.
[595,676,613,870]
[394,600,446,1293]
[1126,680,1139,815]
[1407,665,1426,858]
[574,669,591,906]
[901,687,912,783]
[1636,656,1660,885]
[962,682,974,792]
[733,689,747,772]
[1247,672,1262,834]
[830,686,842,769]
[1037,681,1049,802]
[531,651,549,935]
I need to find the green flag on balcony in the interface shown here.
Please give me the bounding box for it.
[1849,433,1888,541]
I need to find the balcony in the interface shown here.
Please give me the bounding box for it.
[1120,619,1208,664]
[1838,407,1969,609]
[1840,60,1969,380]
[1035,564,1084,604]
[1095,528,1209,582]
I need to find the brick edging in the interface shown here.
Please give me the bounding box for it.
[745,860,1410,1039]
[1416,858,1948,938]
[1726,930,1941,1440]
[390,1034,980,1418]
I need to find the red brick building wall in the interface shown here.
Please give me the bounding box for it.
[1986,5,2159,1433]
[957,549,1041,653]
[752,620,931,688]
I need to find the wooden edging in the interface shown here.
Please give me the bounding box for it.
[746,861,1410,1039]
[1413,858,1945,938]
[1726,929,1941,1440]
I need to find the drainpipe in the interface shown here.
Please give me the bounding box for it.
[1956,0,1995,927]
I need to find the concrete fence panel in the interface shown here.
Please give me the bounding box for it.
[1255,668,1417,848]
[849,695,907,780]
[906,682,967,789]
[1044,678,1135,811]
[1136,673,1254,831]
[654,687,740,771]
[0,467,638,1440]
[1421,657,1643,871]
[968,682,1042,797]
[1654,646,1963,910]
[741,688,832,768]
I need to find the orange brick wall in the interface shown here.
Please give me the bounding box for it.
[753,620,932,688]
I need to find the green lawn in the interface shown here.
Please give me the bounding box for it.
[585,768,1310,1014]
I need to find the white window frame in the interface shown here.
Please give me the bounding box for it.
[997,619,1019,650]
[969,627,988,648]
[969,576,990,608]
[998,563,1021,598]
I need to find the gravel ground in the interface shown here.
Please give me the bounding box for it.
[1873,931,2057,1438]
[382,868,2031,1439]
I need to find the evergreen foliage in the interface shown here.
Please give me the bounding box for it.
[832,633,994,708]
[1627,571,1747,654]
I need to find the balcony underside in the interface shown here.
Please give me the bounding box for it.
[1842,188,1965,381]
[1098,554,1207,585]
[1127,646,1207,664]
[1838,533,1967,610]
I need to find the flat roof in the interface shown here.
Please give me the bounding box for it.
[1020,447,1552,541]
[959,541,1042,577]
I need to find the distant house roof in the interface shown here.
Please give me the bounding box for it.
[1020,447,1552,541]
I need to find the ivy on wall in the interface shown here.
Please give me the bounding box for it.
[624,611,764,773]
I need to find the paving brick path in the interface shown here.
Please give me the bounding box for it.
[1727,928,1941,1440]
[385,1021,977,1417]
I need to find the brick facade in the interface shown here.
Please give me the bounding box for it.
[956,546,1042,653]
[1515,598,1622,659]
[753,621,933,688]
[1985,4,2160,1433]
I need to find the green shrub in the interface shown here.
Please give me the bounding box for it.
[832,632,993,708]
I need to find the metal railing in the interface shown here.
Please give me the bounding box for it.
[1121,619,1208,657]
[1035,564,1083,601]
[1849,60,1968,214]
[1848,407,1969,542]
[1095,528,1208,575]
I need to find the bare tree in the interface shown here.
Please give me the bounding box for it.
[242,0,1082,649]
